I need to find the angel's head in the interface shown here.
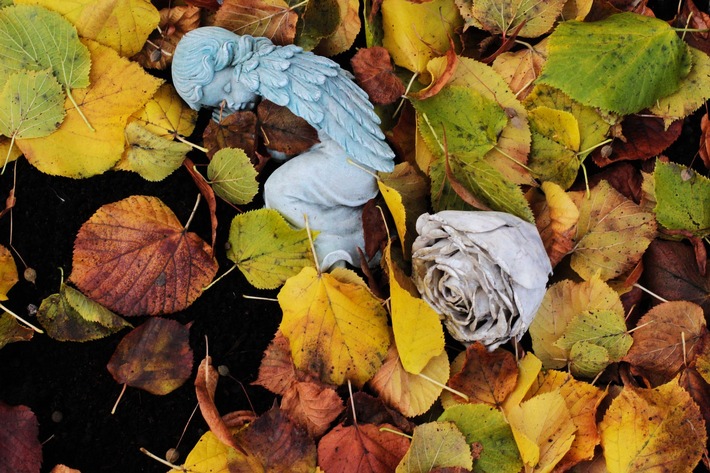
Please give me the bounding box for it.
[172,27,260,114]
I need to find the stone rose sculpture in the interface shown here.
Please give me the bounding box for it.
[171,27,395,269]
[412,211,552,349]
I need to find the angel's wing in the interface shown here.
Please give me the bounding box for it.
[241,39,395,172]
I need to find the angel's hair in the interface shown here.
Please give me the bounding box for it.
[172,27,262,110]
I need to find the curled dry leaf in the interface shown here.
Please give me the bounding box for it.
[344,392,415,433]
[351,46,405,105]
[530,181,579,268]
[700,113,710,169]
[0,402,42,473]
[106,317,193,396]
[71,195,218,316]
[624,301,708,383]
[318,423,410,473]
[214,0,298,46]
[117,121,191,181]
[447,343,518,408]
[133,5,201,70]
[257,100,319,155]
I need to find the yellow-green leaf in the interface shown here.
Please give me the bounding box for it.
[130,83,197,139]
[654,160,710,238]
[568,340,610,379]
[278,266,390,386]
[554,309,632,362]
[599,379,706,473]
[467,0,566,38]
[0,312,33,349]
[16,0,160,57]
[116,122,190,181]
[207,148,259,205]
[226,209,314,290]
[396,421,473,473]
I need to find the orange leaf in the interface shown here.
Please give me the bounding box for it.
[624,301,708,383]
[195,357,246,454]
[133,5,201,70]
[106,318,193,395]
[214,0,298,46]
[281,381,344,437]
[49,466,81,473]
[253,331,300,395]
[447,343,518,407]
[71,195,218,316]
[318,423,410,473]
[530,181,579,268]
[700,113,710,169]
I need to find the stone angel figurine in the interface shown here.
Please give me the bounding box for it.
[172,27,395,269]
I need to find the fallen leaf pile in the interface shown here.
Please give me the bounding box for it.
[1,0,710,472]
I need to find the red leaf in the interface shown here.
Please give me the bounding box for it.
[592,115,682,167]
[183,158,218,252]
[0,402,41,473]
[257,100,319,156]
[70,196,218,316]
[253,331,299,395]
[281,381,344,438]
[107,318,193,395]
[317,423,410,473]
[351,47,406,105]
[447,343,518,407]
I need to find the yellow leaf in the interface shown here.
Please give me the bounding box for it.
[569,180,656,281]
[278,267,390,386]
[115,122,190,181]
[396,421,473,473]
[385,245,444,375]
[169,431,239,473]
[17,40,162,178]
[16,0,160,57]
[381,0,462,73]
[561,0,593,20]
[529,107,581,151]
[427,56,533,185]
[531,181,579,267]
[599,379,707,473]
[502,352,542,413]
[508,391,577,473]
[0,136,22,166]
[314,0,360,56]
[525,370,606,470]
[529,274,623,369]
[130,84,197,139]
[0,245,18,301]
[369,335,450,417]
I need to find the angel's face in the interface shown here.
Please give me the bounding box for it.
[200,67,258,114]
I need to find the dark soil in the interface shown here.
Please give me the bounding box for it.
[0,157,282,472]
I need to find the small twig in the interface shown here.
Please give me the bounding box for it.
[139,447,186,471]
[0,301,43,333]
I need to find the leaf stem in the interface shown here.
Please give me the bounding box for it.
[379,427,412,439]
[66,88,95,132]
[175,134,208,153]
[183,193,201,231]
[111,383,127,415]
[139,447,185,471]
[203,263,239,291]
[417,372,469,401]
[632,283,669,303]
[2,134,16,175]
[0,301,43,333]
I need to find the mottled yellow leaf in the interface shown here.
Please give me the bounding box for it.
[16,0,160,57]
[569,180,656,281]
[17,40,162,178]
[532,181,579,266]
[529,107,580,151]
[130,84,197,139]
[396,421,473,473]
[0,245,18,301]
[169,431,240,473]
[382,0,462,73]
[599,379,706,473]
[502,352,542,412]
[369,336,450,418]
[508,391,576,473]
[469,0,566,38]
[278,267,390,386]
[529,274,624,369]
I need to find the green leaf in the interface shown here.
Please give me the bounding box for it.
[207,147,259,205]
[0,70,65,140]
[37,282,132,342]
[119,122,190,182]
[528,132,580,189]
[438,404,522,473]
[654,161,710,237]
[555,309,632,361]
[396,421,473,473]
[430,154,534,222]
[413,85,508,160]
[227,209,315,289]
[568,340,610,378]
[296,0,340,50]
[0,5,90,90]
[538,13,692,114]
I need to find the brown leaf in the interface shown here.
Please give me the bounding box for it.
[195,357,247,453]
[70,195,218,316]
[678,0,710,55]
[0,312,34,349]
[624,301,708,383]
[351,47,405,105]
[215,0,298,46]
[700,113,710,169]
[0,402,41,473]
[133,6,201,70]
[281,381,344,437]
[185,0,221,9]
[106,318,193,395]
[344,392,415,433]
[232,407,317,472]
[587,162,643,203]
[253,331,299,395]
[592,115,683,167]
[317,423,410,473]
[203,111,258,161]
[641,239,710,316]
[680,366,710,438]
[183,158,218,252]
[386,102,416,166]
[447,343,518,407]
[410,38,458,100]
[257,100,319,156]
[362,198,388,260]
[49,465,81,473]
[529,181,578,268]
